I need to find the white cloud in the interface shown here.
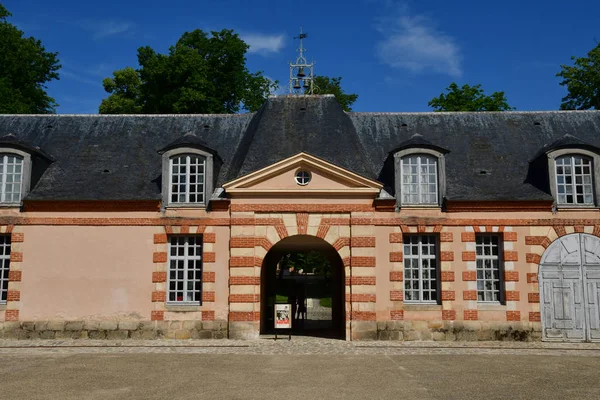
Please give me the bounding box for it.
[241,33,285,55]
[375,10,462,77]
[79,20,135,40]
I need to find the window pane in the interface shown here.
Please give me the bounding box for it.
[475,234,502,303]
[169,155,206,204]
[167,235,204,304]
[404,235,438,303]
[556,155,594,205]
[401,155,438,205]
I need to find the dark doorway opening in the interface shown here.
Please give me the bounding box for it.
[260,235,345,339]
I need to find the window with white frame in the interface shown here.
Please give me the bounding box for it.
[0,235,11,303]
[403,235,439,303]
[400,155,438,205]
[168,236,203,303]
[476,234,504,303]
[169,155,206,204]
[555,155,594,205]
[0,154,23,204]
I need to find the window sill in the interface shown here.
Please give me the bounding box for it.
[0,303,5,311]
[477,303,505,311]
[0,203,21,208]
[165,303,202,312]
[402,303,442,311]
[398,205,441,209]
[555,206,599,211]
[164,204,207,209]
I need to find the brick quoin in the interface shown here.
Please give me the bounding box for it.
[528,293,540,303]
[151,311,164,321]
[342,257,351,267]
[203,252,216,263]
[391,310,404,320]
[441,291,455,301]
[503,231,517,242]
[417,225,426,233]
[440,251,454,261]
[229,257,257,267]
[464,309,478,320]
[6,290,20,301]
[434,225,443,233]
[203,271,216,283]
[594,225,600,237]
[506,311,521,321]
[441,271,455,282]
[462,251,476,261]
[527,273,539,283]
[440,232,453,242]
[202,291,215,302]
[153,252,167,263]
[202,311,215,321]
[442,310,456,320]
[389,252,403,262]
[5,310,19,321]
[526,253,541,264]
[574,225,585,233]
[351,311,376,321]
[504,251,518,262]
[180,225,190,234]
[10,232,24,242]
[275,225,288,239]
[525,236,546,245]
[9,252,22,262]
[346,276,376,285]
[153,233,168,244]
[389,233,403,243]
[230,237,256,248]
[462,271,477,281]
[505,291,520,301]
[463,290,477,300]
[316,225,330,239]
[390,291,404,301]
[461,232,476,242]
[203,232,216,243]
[504,271,519,282]
[351,237,376,247]
[8,270,22,282]
[152,271,167,283]
[229,294,260,303]
[229,276,261,285]
[389,271,403,282]
[351,257,376,267]
[332,237,350,251]
[296,213,309,235]
[529,312,541,322]
[151,291,166,302]
[346,294,376,302]
[229,312,260,322]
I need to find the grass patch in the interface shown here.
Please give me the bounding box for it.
[275,294,288,303]
[319,297,332,308]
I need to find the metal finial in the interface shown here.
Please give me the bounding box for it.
[289,27,315,95]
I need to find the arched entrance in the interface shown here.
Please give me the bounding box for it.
[260,235,345,339]
[539,233,600,342]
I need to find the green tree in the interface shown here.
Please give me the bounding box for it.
[557,43,600,110]
[99,29,276,114]
[0,3,61,114]
[311,76,358,112]
[428,82,513,112]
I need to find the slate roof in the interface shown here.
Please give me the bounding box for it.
[0,95,599,202]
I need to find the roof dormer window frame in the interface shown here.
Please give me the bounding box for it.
[394,148,446,209]
[0,148,32,207]
[547,148,600,209]
[161,147,214,209]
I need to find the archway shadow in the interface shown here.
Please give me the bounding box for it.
[260,235,346,340]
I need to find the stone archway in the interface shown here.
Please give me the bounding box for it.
[539,233,600,342]
[260,235,346,339]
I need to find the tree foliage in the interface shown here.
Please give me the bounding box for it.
[557,43,600,110]
[428,82,513,112]
[311,76,358,112]
[0,3,61,114]
[100,29,276,114]
[280,251,332,278]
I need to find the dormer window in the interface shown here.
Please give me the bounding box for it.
[391,134,448,208]
[401,154,438,205]
[169,154,206,204]
[159,133,221,208]
[555,155,594,205]
[0,154,24,203]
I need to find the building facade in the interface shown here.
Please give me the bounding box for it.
[0,95,599,341]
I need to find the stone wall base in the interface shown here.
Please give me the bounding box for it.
[0,320,228,340]
[376,321,543,341]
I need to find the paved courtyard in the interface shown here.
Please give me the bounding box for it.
[0,338,599,399]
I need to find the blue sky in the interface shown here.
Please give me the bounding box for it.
[5,0,600,113]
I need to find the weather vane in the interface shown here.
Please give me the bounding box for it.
[289,27,315,94]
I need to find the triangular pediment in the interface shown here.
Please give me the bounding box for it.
[223,152,382,196]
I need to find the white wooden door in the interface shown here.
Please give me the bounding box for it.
[539,234,600,342]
